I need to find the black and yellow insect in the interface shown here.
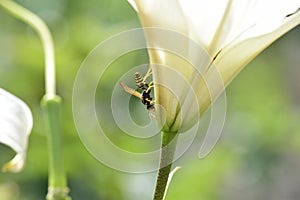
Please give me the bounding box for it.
[120,68,155,116]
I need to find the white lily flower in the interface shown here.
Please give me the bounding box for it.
[127,0,300,132]
[0,88,33,172]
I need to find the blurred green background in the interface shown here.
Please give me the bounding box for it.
[0,0,300,199]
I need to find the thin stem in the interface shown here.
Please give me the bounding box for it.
[0,2,69,199]
[153,131,178,200]
[41,96,70,200]
[0,0,56,97]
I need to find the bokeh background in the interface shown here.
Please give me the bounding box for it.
[0,0,300,199]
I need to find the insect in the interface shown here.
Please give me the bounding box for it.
[120,68,155,117]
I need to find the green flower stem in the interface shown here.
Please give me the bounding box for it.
[0,0,56,97]
[41,96,70,200]
[0,1,70,199]
[153,131,179,200]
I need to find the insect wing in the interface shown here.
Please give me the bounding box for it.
[119,81,143,99]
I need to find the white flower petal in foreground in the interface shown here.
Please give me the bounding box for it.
[0,88,33,172]
[128,0,300,132]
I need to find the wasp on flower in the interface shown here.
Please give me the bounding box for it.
[126,0,300,199]
[120,67,156,117]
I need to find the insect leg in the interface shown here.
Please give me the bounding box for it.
[143,66,152,82]
[145,81,154,93]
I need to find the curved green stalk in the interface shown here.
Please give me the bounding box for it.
[153,131,179,200]
[0,1,70,199]
[0,0,56,97]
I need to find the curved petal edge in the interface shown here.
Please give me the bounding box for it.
[0,88,33,173]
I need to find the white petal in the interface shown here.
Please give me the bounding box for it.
[131,0,188,34]
[127,0,138,11]
[179,0,300,55]
[240,0,300,40]
[128,0,300,132]
[0,88,33,172]
[179,0,241,52]
[214,9,300,88]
